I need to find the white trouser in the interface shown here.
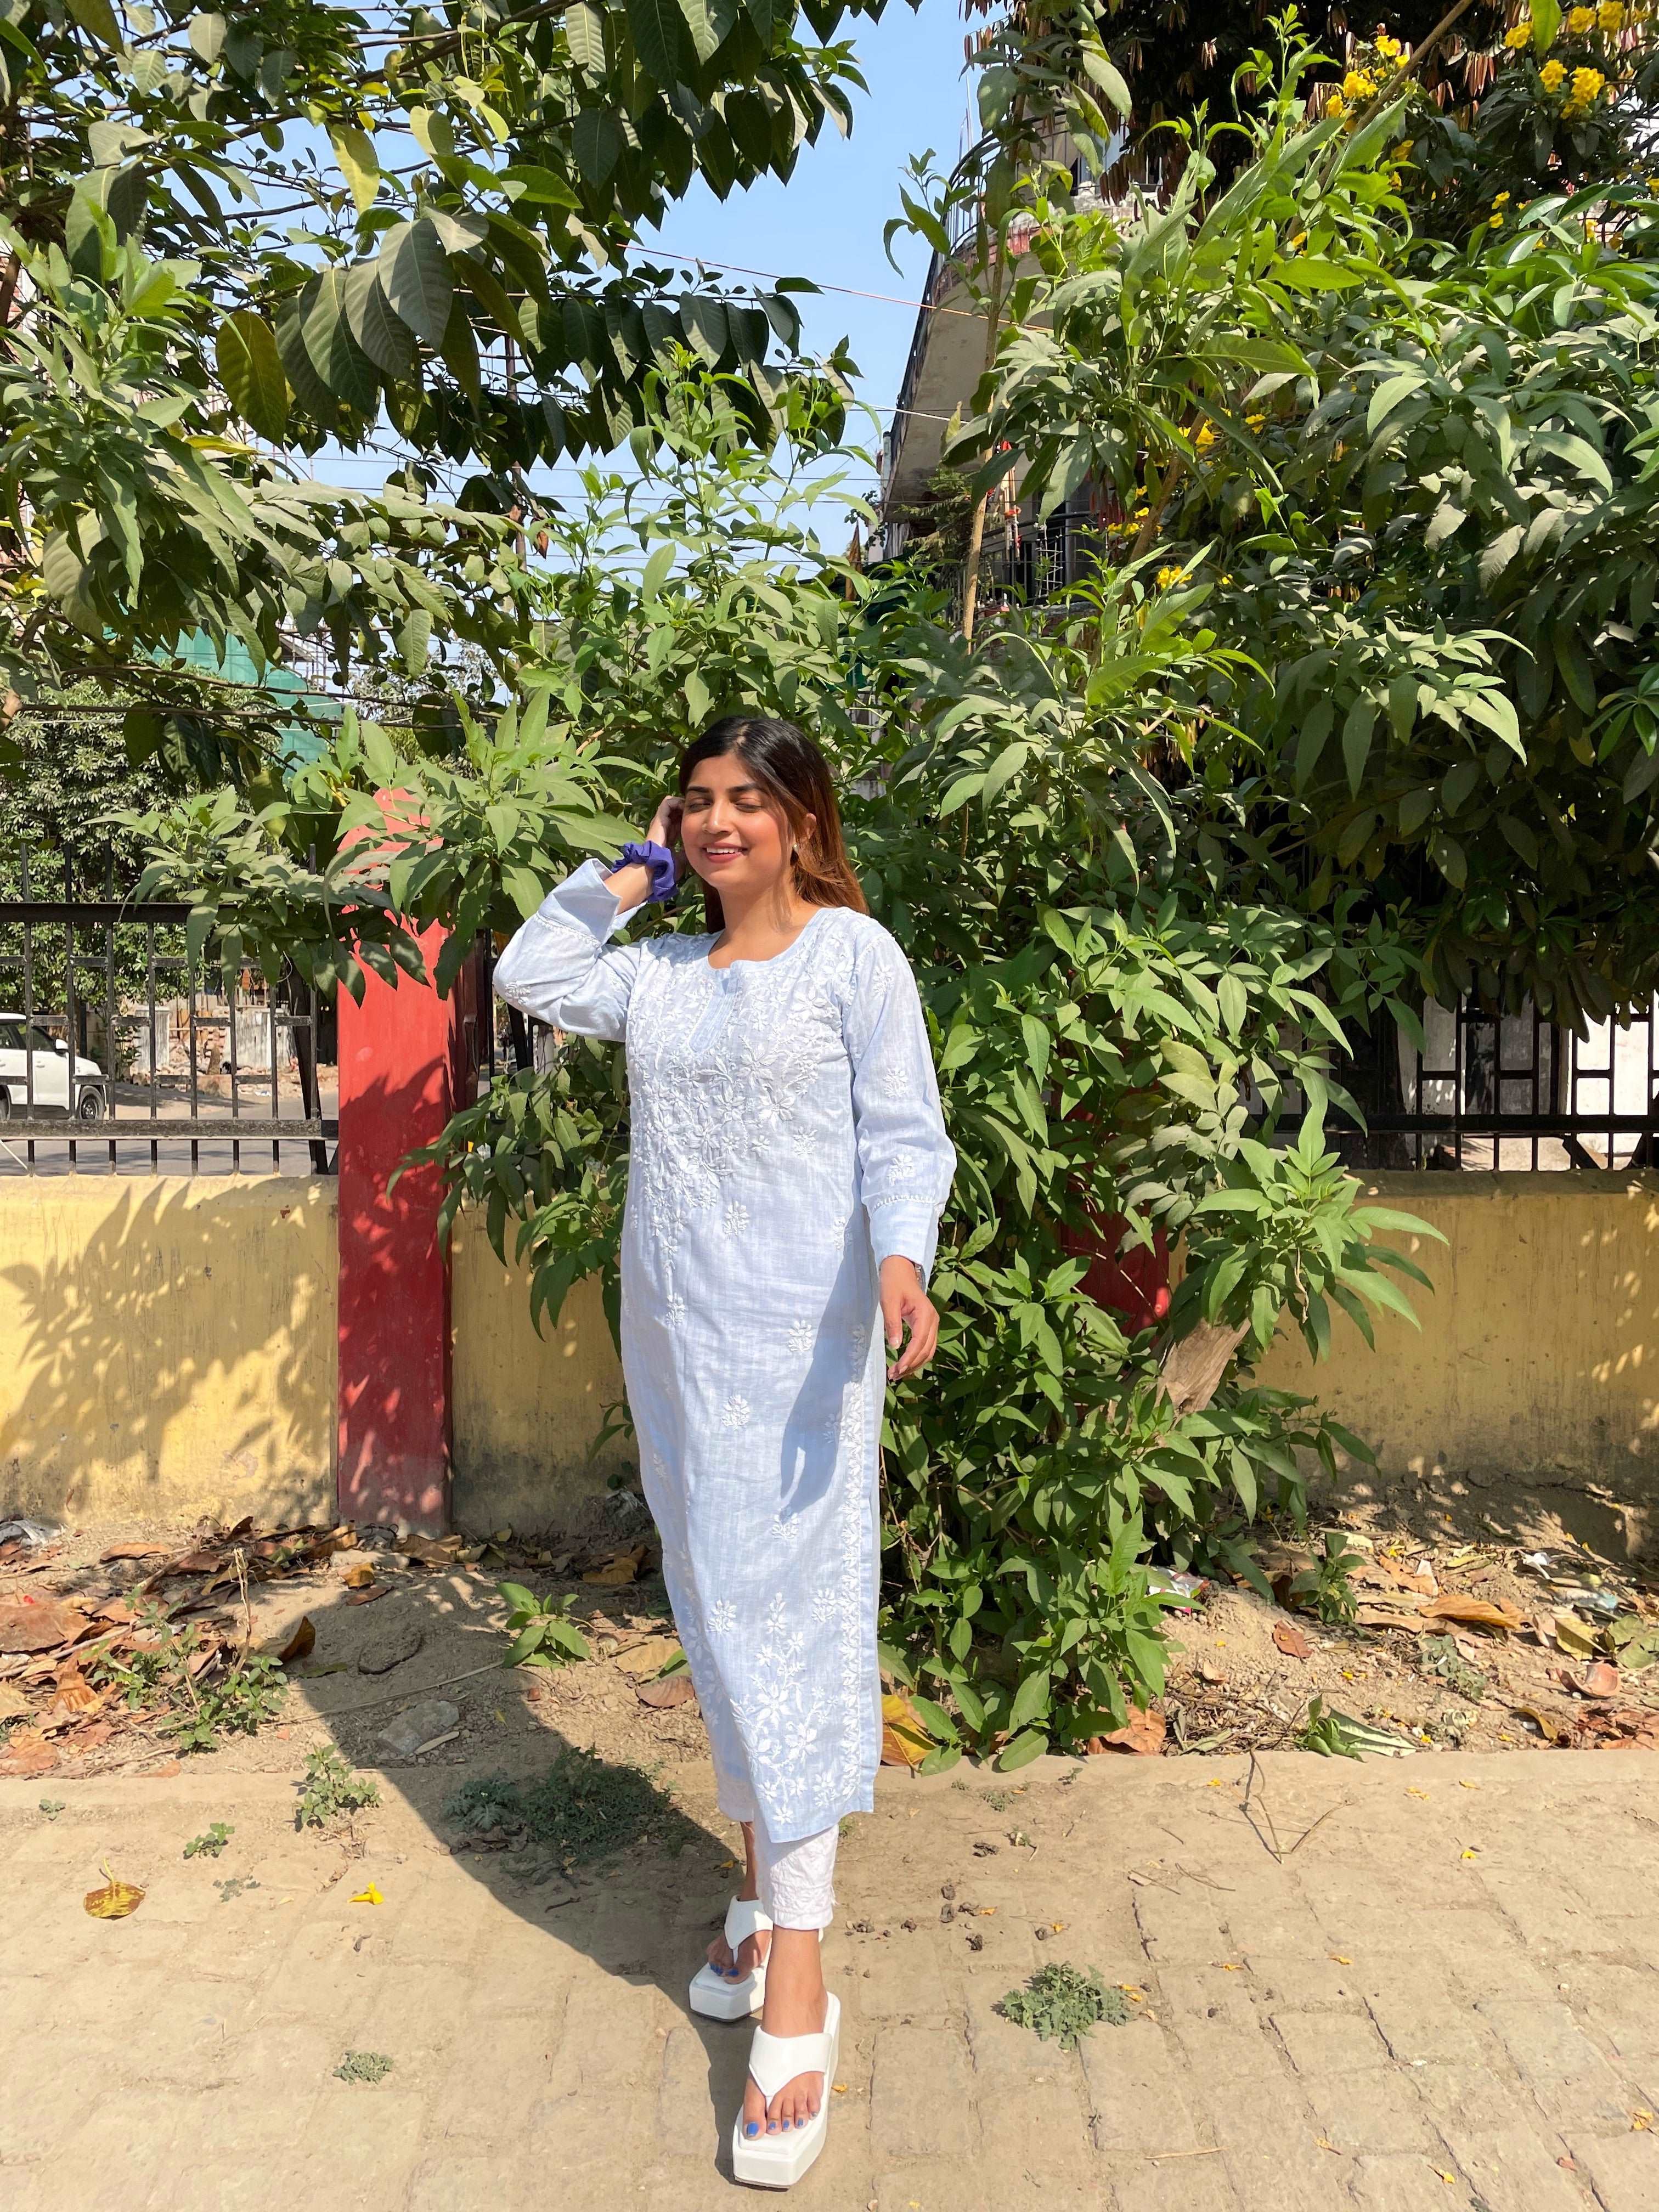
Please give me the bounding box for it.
[753,1815,838,1931]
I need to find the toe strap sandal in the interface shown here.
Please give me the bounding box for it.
[690,1895,774,2020]
[731,1991,841,2191]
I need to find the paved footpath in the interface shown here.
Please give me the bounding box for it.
[4,1748,1659,2211]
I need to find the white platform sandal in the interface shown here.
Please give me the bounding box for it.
[690,1895,774,2021]
[731,1991,841,2191]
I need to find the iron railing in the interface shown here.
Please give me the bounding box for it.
[1330,997,1659,1171]
[0,851,334,1175]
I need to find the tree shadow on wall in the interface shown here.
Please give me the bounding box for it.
[0,1179,334,1525]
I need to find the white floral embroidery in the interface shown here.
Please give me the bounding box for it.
[491,866,955,1843]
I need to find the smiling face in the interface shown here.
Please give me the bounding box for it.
[679,748,811,908]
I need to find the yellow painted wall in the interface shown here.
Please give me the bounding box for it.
[0,1176,336,1526]
[1255,1171,1659,1508]
[449,1220,633,1536]
[6,1166,1655,1541]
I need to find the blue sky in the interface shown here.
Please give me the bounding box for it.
[319,4,973,537]
[644,1,970,429]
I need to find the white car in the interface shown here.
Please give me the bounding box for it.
[0,1017,107,1120]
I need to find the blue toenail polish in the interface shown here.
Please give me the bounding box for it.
[767,2121,778,2133]
[744,2123,759,2137]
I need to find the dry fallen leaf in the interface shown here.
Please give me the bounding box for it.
[83,1863,145,1919]
[583,1545,646,1588]
[0,1681,33,1719]
[99,1542,167,1562]
[276,1616,317,1666]
[1089,1707,1166,1757]
[635,1672,697,1711]
[1515,1702,1569,1744]
[341,1564,376,1590]
[613,1635,681,1678]
[0,1724,58,1776]
[880,1691,932,1769]
[0,1598,88,1655]
[1272,1621,1312,1660]
[1419,1595,1522,1634]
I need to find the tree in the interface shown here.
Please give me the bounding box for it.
[0,0,887,762]
[129,362,1435,1759]
[950,15,1659,1031]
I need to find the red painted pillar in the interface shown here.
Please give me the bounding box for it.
[336,910,478,1534]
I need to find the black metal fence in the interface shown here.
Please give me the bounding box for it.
[1330,998,1659,1171]
[0,853,334,1175]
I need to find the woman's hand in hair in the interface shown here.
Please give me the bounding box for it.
[880,1257,939,1382]
[647,792,684,857]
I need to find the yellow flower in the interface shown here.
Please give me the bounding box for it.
[1391,137,1416,161]
[1598,0,1624,25]
[1245,412,1267,430]
[1494,189,1512,202]
[1505,18,1533,44]
[1194,423,1217,450]
[1289,228,1308,248]
[1375,32,1402,58]
[1541,55,1567,84]
[1220,573,1234,584]
[1562,95,1585,112]
[1155,566,1182,589]
[1572,62,1606,94]
[1489,210,1505,224]
[1567,4,1595,29]
[1343,67,1377,98]
[1325,91,1348,116]
[1647,175,1659,191]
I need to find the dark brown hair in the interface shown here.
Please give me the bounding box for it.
[677,715,867,932]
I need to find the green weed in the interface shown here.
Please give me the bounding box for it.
[91,1605,286,1753]
[443,1747,699,1874]
[334,2051,394,2084]
[997,1963,1130,2051]
[296,1746,381,1830]
[184,1822,234,1859]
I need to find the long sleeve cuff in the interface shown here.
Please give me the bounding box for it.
[531,856,644,941]
[868,1200,941,1284]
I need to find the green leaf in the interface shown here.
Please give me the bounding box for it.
[625,0,681,83]
[1008,1668,1051,1731]
[188,10,225,63]
[67,0,122,47]
[1367,369,1425,436]
[572,108,621,186]
[343,261,418,381]
[381,219,454,349]
[214,311,289,442]
[329,125,380,213]
[566,0,605,67]
[1078,44,1132,116]
[302,268,379,409]
[996,1728,1048,1772]
[1341,698,1378,797]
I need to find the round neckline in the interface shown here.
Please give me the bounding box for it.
[704,904,828,975]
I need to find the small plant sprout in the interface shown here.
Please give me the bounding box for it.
[184,1822,234,1859]
[296,1746,381,1830]
[334,2051,394,2084]
[497,1582,591,1669]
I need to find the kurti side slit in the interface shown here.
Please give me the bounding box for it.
[493,860,956,1844]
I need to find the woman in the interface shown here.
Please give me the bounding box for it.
[493,714,955,2189]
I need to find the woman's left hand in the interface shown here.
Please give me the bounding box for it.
[880,1256,939,1381]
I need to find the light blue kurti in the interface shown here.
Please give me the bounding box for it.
[494,861,955,1842]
